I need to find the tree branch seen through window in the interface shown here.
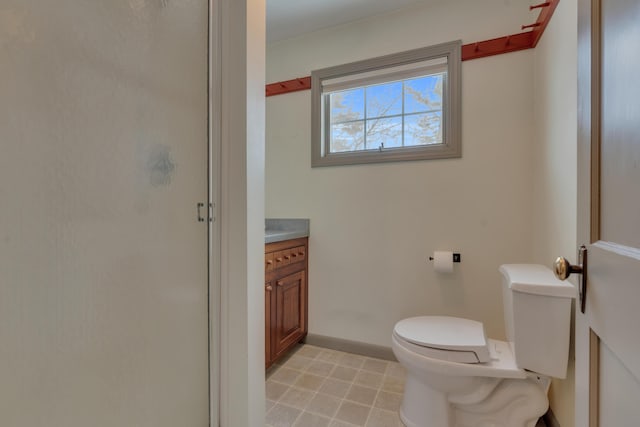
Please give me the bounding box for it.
[329,74,444,153]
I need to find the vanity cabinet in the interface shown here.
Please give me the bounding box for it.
[265,237,308,369]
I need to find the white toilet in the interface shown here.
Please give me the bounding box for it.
[391,264,576,427]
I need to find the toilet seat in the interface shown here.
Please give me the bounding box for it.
[392,333,526,379]
[393,316,491,363]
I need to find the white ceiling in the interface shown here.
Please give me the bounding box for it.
[266,0,438,43]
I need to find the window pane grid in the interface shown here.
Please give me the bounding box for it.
[312,40,461,167]
[401,80,405,149]
[363,85,368,149]
[328,74,444,152]
[331,108,442,125]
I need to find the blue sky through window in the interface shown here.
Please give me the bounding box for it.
[366,82,402,118]
[330,88,364,122]
[329,73,444,152]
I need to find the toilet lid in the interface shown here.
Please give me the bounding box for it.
[394,316,490,363]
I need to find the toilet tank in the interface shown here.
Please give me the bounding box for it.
[499,264,576,379]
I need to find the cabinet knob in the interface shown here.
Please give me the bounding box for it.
[284,255,290,260]
[298,251,304,256]
[276,280,284,287]
[265,285,273,291]
[276,258,283,263]
[266,260,273,265]
[291,253,297,258]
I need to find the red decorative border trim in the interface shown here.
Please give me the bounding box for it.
[266,0,559,97]
[531,0,560,47]
[461,32,533,61]
[265,76,311,97]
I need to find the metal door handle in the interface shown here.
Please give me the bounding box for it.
[554,245,588,313]
[197,202,205,222]
[554,257,583,279]
[197,202,213,222]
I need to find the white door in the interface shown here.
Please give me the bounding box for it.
[575,0,640,425]
[0,1,210,426]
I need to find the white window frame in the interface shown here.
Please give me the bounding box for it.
[311,40,462,167]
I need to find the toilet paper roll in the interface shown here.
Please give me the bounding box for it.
[433,251,454,273]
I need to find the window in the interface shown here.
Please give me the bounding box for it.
[311,40,461,167]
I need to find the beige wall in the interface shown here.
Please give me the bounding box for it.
[266,0,536,347]
[532,0,578,426]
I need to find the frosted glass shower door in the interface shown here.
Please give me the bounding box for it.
[0,1,210,426]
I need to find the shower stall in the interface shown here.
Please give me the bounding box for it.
[0,1,217,425]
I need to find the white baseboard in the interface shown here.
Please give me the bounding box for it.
[304,333,397,361]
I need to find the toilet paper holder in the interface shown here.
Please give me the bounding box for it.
[429,253,462,263]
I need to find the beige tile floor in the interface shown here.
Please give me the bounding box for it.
[266,344,405,427]
[266,344,548,427]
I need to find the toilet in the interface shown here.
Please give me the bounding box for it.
[391,264,576,427]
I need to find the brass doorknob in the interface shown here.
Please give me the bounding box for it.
[553,257,583,280]
[554,246,588,314]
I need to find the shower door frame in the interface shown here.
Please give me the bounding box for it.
[208,0,221,424]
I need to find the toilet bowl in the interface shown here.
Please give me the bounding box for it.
[391,264,575,427]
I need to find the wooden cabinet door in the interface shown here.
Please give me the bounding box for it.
[265,280,274,368]
[273,270,307,359]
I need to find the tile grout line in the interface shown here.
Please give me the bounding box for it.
[300,350,334,424]
[297,346,339,424]
[268,345,405,427]
[363,364,386,426]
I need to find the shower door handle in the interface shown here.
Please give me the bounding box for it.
[197,203,206,222]
[197,202,213,222]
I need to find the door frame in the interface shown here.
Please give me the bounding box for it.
[576,0,600,425]
[212,1,267,426]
